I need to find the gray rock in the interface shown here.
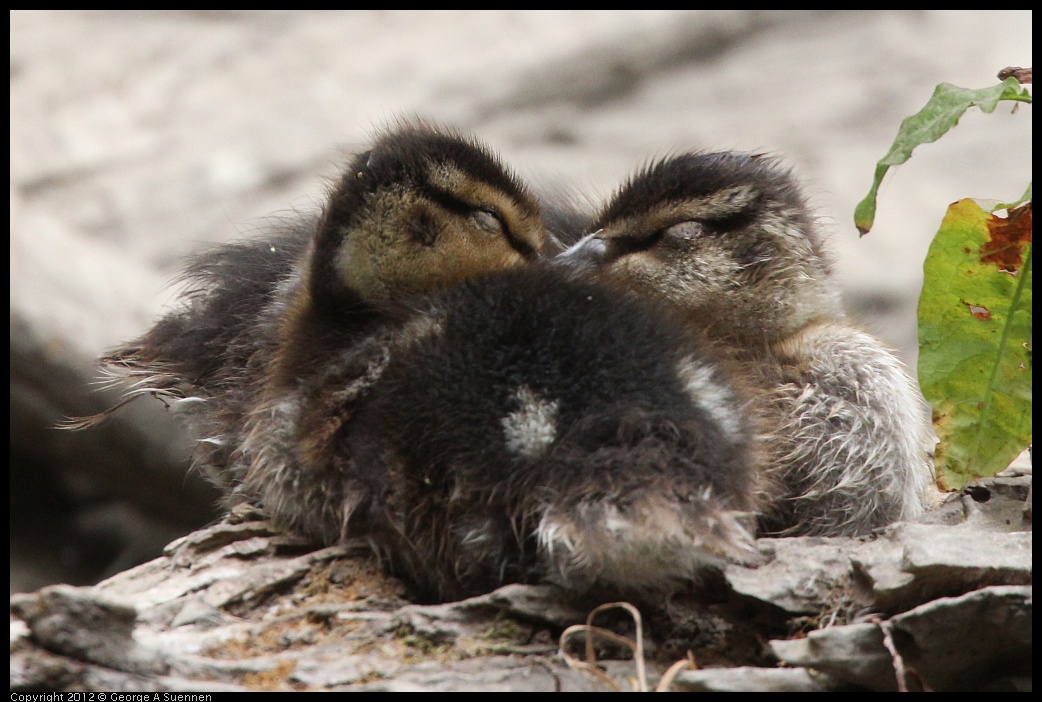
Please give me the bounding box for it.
[771,585,1032,691]
[770,622,896,690]
[725,536,868,616]
[672,665,835,692]
[8,513,605,692]
[11,474,1030,692]
[856,523,1032,611]
[722,477,1032,618]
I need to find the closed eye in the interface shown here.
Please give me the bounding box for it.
[663,221,703,241]
[473,206,540,259]
[470,208,504,234]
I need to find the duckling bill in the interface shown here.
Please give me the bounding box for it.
[561,151,937,537]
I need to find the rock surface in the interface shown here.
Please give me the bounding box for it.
[11,477,1031,692]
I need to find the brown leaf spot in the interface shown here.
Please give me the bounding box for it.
[965,302,993,321]
[980,203,1032,273]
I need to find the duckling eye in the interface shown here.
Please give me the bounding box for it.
[664,221,701,242]
[470,208,504,235]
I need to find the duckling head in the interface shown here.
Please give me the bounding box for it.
[558,152,842,343]
[308,121,548,315]
[270,121,551,387]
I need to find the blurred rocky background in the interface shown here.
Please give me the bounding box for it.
[10,10,1032,592]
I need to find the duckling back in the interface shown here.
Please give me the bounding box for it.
[344,265,760,602]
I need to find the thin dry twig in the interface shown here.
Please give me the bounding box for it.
[874,617,907,692]
[558,601,649,692]
[655,651,698,692]
[559,624,627,691]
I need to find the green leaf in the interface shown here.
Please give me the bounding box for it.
[855,78,1032,235]
[918,199,1032,490]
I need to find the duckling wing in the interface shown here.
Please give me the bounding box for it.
[99,220,314,489]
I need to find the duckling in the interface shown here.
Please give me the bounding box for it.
[101,120,549,546]
[343,264,761,602]
[558,151,936,537]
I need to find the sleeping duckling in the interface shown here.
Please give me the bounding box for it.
[343,264,761,602]
[102,120,549,546]
[559,151,936,537]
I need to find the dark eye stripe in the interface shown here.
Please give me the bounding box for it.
[423,185,476,217]
[504,228,538,259]
[610,228,665,256]
[425,184,537,259]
